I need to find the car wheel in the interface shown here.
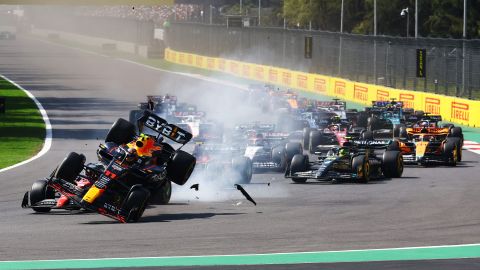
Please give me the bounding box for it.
[290,154,308,183]
[167,150,196,186]
[352,155,370,183]
[55,152,85,183]
[124,186,150,223]
[382,150,403,178]
[29,179,55,213]
[105,118,136,145]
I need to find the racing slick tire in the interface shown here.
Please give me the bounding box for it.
[167,150,196,186]
[290,154,308,183]
[54,152,86,183]
[302,127,312,149]
[361,131,374,140]
[443,140,458,167]
[272,146,287,172]
[29,179,56,213]
[124,186,150,223]
[448,127,463,161]
[382,151,404,178]
[442,123,455,129]
[285,142,303,164]
[149,180,172,205]
[352,155,370,183]
[445,137,462,165]
[449,126,463,138]
[367,117,380,131]
[398,126,408,139]
[309,130,323,154]
[232,157,253,184]
[105,118,136,145]
[387,140,401,151]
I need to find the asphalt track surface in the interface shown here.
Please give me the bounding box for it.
[1,37,480,268]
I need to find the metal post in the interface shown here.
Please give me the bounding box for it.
[258,0,261,26]
[415,0,418,38]
[462,0,467,96]
[240,0,243,15]
[340,0,344,33]
[373,0,377,84]
[407,11,409,38]
[374,0,377,36]
[209,5,213,25]
[338,0,344,75]
[309,0,312,30]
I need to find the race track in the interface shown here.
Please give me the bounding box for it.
[1,37,480,263]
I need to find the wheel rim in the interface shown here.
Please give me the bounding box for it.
[398,155,404,175]
[364,162,370,180]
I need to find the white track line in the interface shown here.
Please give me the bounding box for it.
[463,140,480,155]
[0,75,52,174]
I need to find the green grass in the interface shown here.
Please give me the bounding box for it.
[0,77,45,169]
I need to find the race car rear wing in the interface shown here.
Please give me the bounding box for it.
[137,110,193,145]
[350,139,391,149]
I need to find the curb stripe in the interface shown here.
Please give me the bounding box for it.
[0,74,52,173]
[1,244,480,269]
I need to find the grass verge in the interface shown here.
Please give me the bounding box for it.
[0,77,45,169]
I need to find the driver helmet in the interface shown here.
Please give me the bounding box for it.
[338,148,349,157]
[127,134,162,157]
[331,115,341,123]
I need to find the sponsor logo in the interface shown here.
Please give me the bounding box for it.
[187,54,193,65]
[207,58,215,69]
[218,59,226,71]
[314,78,326,93]
[255,66,264,80]
[282,71,292,86]
[425,97,441,115]
[179,53,184,64]
[377,89,390,101]
[242,64,250,77]
[297,74,308,89]
[451,102,470,121]
[334,81,345,96]
[269,69,278,82]
[195,56,203,67]
[399,93,415,108]
[354,85,368,102]
[229,62,239,75]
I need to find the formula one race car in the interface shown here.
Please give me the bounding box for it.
[22,111,196,223]
[244,133,303,172]
[286,139,403,184]
[389,119,463,166]
[130,95,178,122]
[193,142,252,184]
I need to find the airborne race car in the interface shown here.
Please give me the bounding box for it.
[286,139,403,184]
[22,111,196,223]
[390,119,463,166]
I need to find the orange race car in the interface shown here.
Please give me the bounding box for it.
[388,119,463,166]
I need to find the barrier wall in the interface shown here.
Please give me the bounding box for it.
[165,48,480,127]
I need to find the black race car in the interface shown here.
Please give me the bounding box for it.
[286,139,403,184]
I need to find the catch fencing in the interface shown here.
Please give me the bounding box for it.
[167,23,480,100]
